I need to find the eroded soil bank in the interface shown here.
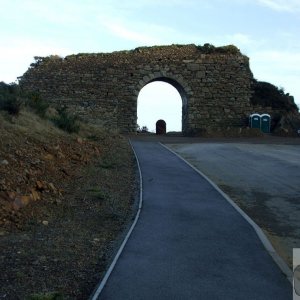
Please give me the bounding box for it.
[0,112,137,299]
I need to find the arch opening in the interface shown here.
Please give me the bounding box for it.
[137,79,187,133]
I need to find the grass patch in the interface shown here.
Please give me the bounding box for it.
[51,106,80,133]
[27,292,64,300]
[98,159,116,169]
[86,187,108,200]
[26,93,49,118]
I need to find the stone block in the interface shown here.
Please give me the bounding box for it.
[187,63,200,71]
[196,71,205,78]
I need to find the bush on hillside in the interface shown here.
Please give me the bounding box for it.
[29,55,63,68]
[251,80,298,111]
[51,106,80,133]
[196,43,240,54]
[26,92,49,118]
[0,82,50,117]
[0,82,23,115]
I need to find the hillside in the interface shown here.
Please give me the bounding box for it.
[0,109,136,299]
[251,80,298,112]
[250,79,300,134]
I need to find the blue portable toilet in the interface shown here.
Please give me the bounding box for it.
[250,113,261,129]
[260,114,271,133]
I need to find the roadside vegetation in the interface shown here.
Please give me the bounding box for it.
[0,82,137,299]
[251,79,298,112]
[250,79,300,134]
[0,82,80,133]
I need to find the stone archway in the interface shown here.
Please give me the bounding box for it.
[137,81,181,133]
[134,71,192,134]
[19,44,253,135]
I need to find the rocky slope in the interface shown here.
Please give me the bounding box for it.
[0,111,136,299]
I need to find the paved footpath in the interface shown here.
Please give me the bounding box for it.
[96,141,291,300]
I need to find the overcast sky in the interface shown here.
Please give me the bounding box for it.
[1,0,299,131]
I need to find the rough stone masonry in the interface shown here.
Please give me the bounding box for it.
[19,44,256,135]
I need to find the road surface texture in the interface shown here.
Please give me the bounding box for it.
[97,141,291,300]
[168,142,300,269]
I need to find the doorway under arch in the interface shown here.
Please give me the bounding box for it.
[137,81,183,133]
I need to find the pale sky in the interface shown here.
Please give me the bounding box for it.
[1,0,299,131]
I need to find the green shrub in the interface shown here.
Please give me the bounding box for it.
[0,96,22,115]
[251,80,298,111]
[87,187,109,200]
[30,55,63,68]
[26,92,49,118]
[196,43,240,55]
[27,291,64,300]
[0,82,23,115]
[51,106,80,133]
[218,44,240,54]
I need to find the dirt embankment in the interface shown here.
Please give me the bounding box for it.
[0,111,137,299]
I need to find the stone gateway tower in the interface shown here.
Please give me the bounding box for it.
[20,44,254,135]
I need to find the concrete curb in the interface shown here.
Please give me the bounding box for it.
[89,140,143,300]
[160,143,293,285]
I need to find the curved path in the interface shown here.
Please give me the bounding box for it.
[95,141,291,299]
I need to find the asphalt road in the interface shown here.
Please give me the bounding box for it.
[97,141,291,300]
[168,143,300,268]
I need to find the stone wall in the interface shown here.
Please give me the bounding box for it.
[19,44,255,134]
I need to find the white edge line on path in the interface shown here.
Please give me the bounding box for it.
[160,143,293,285]
[90,140,143,300]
